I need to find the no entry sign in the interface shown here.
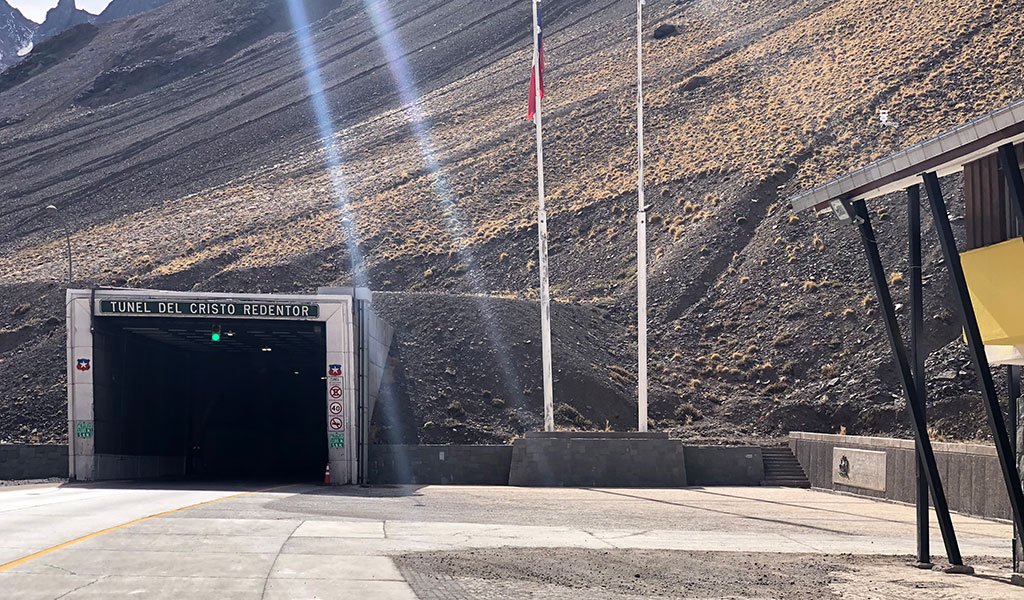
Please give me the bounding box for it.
[329,417,343,431]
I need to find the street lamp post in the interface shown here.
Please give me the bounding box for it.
[46,205,73,286]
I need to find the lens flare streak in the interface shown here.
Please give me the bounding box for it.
[364,0,528,408]
[286,0,366,287]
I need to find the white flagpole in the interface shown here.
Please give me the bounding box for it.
[636,0,648,432]
[533,0,555,432]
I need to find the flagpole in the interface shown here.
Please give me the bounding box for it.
[635,0,648,432]
[532,0,555,432]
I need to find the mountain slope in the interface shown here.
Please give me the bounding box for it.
[32,0,94,44]
[1,0,1022,444]
[96,0,174,24]
[0,0,34,70]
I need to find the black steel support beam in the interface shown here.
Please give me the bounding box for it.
[1012,366,1021,457]
[922,171,1024,543]
[1012,365,1022,572]
[356,298,368,485]
[997,144,1024,224]
[852,200,963,565]
[908,184,930,565]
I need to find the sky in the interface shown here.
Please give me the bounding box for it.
[8,0,113,23]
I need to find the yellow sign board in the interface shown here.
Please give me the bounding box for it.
[961,237,1024,346]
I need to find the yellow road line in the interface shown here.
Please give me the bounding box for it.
[0,484,295,573]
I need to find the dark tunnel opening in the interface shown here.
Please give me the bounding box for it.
[92,317,327,481]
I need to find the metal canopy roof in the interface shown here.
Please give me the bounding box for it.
[789,99,1024,213]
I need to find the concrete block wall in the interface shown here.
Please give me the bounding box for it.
[0,444,68,479]
[369,445,513,485]
[790,432,1011,521]
[508,433,687,487]
[685,446,764,486]
[370,442,775,487]
[0,442,770,486]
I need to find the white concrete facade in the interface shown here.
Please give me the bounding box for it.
[66,288,358,484]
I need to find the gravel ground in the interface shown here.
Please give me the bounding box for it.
[395,549,1015,600]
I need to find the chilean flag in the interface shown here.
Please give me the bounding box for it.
[527,3,545,122]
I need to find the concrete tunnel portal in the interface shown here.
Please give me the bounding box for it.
[66,289,393,484]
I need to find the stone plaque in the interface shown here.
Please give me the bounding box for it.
[833,447,886,492]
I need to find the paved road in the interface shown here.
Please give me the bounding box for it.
[0,482,1015,599]
[0,482,266,564]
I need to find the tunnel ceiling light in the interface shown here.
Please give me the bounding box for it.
[261,347,272,352]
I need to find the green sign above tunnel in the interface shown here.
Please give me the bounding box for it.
[98,300,320,319]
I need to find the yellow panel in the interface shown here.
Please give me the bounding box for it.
[961,237,1024,346]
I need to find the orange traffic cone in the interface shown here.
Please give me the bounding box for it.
[323,463,331,486]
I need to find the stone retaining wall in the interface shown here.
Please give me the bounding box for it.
[790,432,1010,521]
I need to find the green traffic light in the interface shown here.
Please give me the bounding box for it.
[211,332,221,342]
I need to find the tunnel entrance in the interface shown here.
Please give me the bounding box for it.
[66,289,393,485]
[92,317,327,481]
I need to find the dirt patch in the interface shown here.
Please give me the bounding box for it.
[395,549,1016,600]
[397,548,848,599]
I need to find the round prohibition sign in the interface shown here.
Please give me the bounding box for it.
[329,401,343,415]
[329,417,344,431]
[329,385,343,399]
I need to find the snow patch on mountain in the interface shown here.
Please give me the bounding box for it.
[0,0,36,70]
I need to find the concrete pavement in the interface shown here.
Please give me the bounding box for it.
[0,481,268,565]
[0,482,1016,599]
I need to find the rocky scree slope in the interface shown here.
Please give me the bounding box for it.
[1,0,1022,445]
[95,0,174,25]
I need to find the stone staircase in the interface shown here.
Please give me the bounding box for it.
[761,446,811,488]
